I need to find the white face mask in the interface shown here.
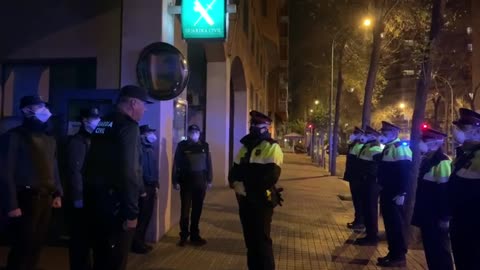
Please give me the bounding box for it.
[453,128,465,144]
[189,133,200,142]
[349,134,358,142]
[34,107,52,123]
[418,141,429,153]
[378,135,388,144]
[84,118,101,134]
[146,133,157,143]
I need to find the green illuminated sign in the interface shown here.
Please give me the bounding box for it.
[181,0,226,39]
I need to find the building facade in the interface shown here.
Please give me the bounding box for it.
[0,0,286,241]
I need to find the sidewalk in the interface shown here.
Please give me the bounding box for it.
[127,153,427,270]
[0,153,427,269]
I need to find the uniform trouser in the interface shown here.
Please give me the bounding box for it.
[69,208,92,270]
[132,185,156,248]
[420,223,454,270]
[349,177,364,224]
[380,192,407,259]
[86,194,135,270]
[360,176,379,238]
[237,195,275,270]
[6,190,53,270]
[180,182,206,239]
[448,178,480,270]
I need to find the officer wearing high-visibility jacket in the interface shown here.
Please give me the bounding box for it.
[228,111,283,270]
[354,126,384,246]
[376,121,412,267]
[343,127,365,231]
[449,108,480,270]
[412,127,453,270]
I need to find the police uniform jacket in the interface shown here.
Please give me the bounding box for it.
[84,111,143,220]
[141,142,159,188]
[66,128,91,202]
[172,140,213,186]
[228,134,283,202]
[357,141,383,178]
[0,123,63,212]
[344,142,364,181]
[377,138,413,197]
[412,149,451,226]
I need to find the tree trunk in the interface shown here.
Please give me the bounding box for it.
[361,13,383,129]
[433,96,441,129]
[405,0,446,242]
[332,39,346,176]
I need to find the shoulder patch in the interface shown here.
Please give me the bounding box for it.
[255,149,262,156]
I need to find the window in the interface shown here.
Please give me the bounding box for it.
[261,0,267,16]
[243,0,249,35]
[402,70,415,76]
[404,40,414,46]
[467,26,472,35]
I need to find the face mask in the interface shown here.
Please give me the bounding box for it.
[378,135,388,144]
[418,141,429,153]
[453,128,465,144]
[146,133,157,143]
[34,107,52,123]
[189,133,200,142]
[84,118,101,134]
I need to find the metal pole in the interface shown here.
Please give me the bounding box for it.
[329,39,335,174]
[438,75,455,155]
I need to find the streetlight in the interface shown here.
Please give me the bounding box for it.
[314,99,320,105]
[399,102,406,109]
[363,18,372,27]
[310,109,314,113]
[328,18,372,174]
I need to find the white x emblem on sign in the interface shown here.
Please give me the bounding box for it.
[193,0,217,26]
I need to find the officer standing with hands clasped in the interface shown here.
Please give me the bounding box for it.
[172,124,213,247]
[376,121,412,267]
[412,127,453,270]
[0,95,63,270]
[449,108,480,270]
[84,85,152,270]
[67,107,101,270]
[343,127,365,231]
[229,111,284,270]
[354,126,384,245]
[131,124,159,254]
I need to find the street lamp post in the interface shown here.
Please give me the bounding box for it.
[328,17,372,174]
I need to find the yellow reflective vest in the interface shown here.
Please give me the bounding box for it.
[228,138,283,198]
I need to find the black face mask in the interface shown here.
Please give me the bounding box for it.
[249,126,271,138]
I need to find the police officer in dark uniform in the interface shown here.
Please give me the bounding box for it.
[412,127,453,270]
[172,124,213,246]
[449,108,480,270]
[84,85,152,270]
[376,121,412,267]
[0,95,63,270]
[131,124,159,254]
[67,107,101,270]
[354,126,383,245]
[229,111,284,270]
[344,127,365,231]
